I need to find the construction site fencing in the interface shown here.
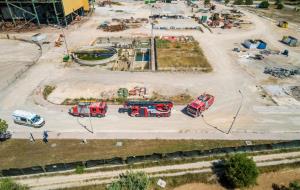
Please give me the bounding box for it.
[1,140,300,177]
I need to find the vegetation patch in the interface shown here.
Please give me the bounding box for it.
[0,139,279,170]
[43,85,55,99]
[156,39,212,72]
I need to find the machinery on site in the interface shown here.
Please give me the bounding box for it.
[69,102,108,117]
[186,94,215,117]
[119,101,173,117]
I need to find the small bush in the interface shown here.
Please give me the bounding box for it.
[259,0,270,8]
[107,171,150,190]
[75,165,85,174]
[245,0,253,5]
[277,3,284,9]
[43,85,56,99]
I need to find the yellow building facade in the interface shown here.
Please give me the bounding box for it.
[62,0,90,15]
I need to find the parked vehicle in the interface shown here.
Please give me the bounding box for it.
[0,131,12,141]
[69,102,108,117]
[12,110,45,127]
[186,94,215,117]
[120,101,173,117]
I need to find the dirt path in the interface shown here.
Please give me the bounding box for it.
[15,151,300,190]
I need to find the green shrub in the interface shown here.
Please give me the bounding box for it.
[43,85,56,99]
[222,154,259,188]
[259,0,270,8]
[233,0,244,5]
[75,165,85,174]
[0,178,29,190]
[277,3,284,9]
[0,119,8,134]
[245,0,253,5]
[225,0,230,4]
[107,171,150,190]
[204,0,211,5]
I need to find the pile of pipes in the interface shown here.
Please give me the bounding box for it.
[0,21,37,32]
[264,67,299,78]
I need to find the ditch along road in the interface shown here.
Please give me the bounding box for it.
[14,151,300,190]
[0,4,299,140]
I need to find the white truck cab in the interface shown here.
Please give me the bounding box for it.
[12,110,45,128]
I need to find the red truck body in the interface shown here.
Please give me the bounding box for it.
[69,102,107,117]
[121,101,173,117]
[186,94,214,117]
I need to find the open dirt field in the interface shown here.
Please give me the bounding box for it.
[156,38,211,71]
[0,1,299,140]
[0,39,41,90]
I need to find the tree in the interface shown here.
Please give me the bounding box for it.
[107,171,150,190]
[259,0,270,8]
[274,0,282,5]
[225,0,230,4]
[0,119,8,133]
[222,154,259,188]
[245,0,253,5]
[233,0,244,5]
[0,178,29,190]
[277,3,284,9]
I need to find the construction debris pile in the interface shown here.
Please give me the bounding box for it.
[206,10,249,29]
[98,17,148,32]
[264,67,299,78]
[0,21,37,32]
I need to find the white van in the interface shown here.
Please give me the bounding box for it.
[12,110,45,128]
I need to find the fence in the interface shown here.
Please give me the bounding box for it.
[1,140,300,177]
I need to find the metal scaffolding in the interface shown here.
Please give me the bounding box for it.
[0,0,83,27]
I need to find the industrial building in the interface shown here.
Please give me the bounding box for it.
[0,0,91,27]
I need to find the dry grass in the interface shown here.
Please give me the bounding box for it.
[156,39,212,72]
[0,140,279,170]
[150,92,194,104]
[245,6,300,24]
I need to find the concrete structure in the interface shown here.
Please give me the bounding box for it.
[0,0,90,27]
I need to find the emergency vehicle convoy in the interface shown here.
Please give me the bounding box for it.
[186,94,215,117]
[69,102,108,117]
[120,101,173,117]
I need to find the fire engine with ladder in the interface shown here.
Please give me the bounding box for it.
[186,94,214,117]
[69,102,108,117]
[120,101,173,117]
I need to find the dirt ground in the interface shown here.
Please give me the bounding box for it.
[173,168,300,190]
[156,39,211,71]
[0,2,299,140]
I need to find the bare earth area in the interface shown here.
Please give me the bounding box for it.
[0,2,299,140]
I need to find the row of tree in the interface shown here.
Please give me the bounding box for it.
[230,0,284,9]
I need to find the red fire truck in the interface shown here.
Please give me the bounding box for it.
[69,102,108,117]
[120,101,173,117]
[186,94,214,117]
